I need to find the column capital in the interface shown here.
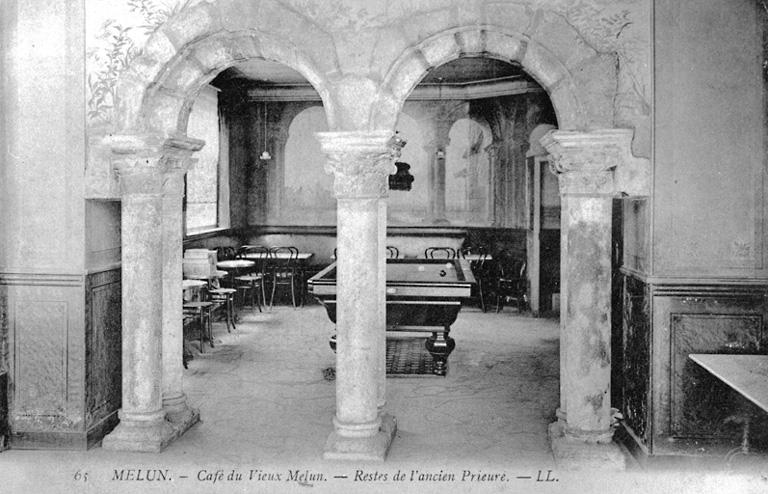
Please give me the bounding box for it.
[541,129,650,196]
[484,141,502,159]
[107,134,204,196]
[316,130,399,199]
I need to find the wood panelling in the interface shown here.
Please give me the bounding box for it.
[644,283,768,456]
[84,268,121,432]
[670,314,763,438]
[621,274,651,447]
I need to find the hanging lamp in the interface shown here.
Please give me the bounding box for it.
[259,101,272,160]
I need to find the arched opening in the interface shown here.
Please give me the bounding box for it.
[378,26,635,455]
[445,117,492,225]
[102,22,338,452]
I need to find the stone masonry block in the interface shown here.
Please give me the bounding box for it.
[420,34,461,68]
[223,35,263,62]
[370,90,401,130]
[522,41,568,91]
[142,32,177,74]
[161,58,205,94]
[484,31,524,62]
[549,77,588,131]
[388,53,430,102]
[190,38,233,75]
[259,35,298,71]
[455,29,485,55]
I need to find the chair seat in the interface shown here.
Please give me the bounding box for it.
[209,288,237,295]
[184,301,214,309]
[235,274,263,282]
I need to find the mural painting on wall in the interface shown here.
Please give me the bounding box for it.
[86,0,197,130]
[85,0,649,131]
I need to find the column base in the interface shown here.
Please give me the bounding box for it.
[101,411,175,453]
[164,400,200,438]
[548,421,626,471]
[323,414,397,461]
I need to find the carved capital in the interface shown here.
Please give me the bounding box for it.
[484,141,502,160]
[316,131,400,199]
[541,129,650,196]
[107,134,204,196]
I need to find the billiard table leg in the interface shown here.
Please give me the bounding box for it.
[425,327,455,376]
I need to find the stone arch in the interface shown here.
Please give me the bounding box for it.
[114,5,337,138]
[372,25,616,132]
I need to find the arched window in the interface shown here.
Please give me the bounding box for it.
[282,106,332,224]
[445,118,492,225]
[185,85,227,232]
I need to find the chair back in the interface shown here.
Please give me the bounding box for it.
[239,245,270,274]
[216,246,237,261]
[270,246,297,275]
[386,246,400,259]
[425,247,456,259]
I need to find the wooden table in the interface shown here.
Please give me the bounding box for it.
[688,354,768,413]
[216,259,256,270]
[241,252,313,262]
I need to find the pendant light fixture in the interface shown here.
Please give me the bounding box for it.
[259,101,272,161]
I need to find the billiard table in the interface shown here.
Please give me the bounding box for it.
[307,258,476,375]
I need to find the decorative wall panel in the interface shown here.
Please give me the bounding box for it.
[14,301,68,418]
[670,314,763,438]
[84,269,121,429]
[621,275,650,445]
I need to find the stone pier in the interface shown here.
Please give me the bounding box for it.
[102,136,174,452]
[542,130,635,469]
[317,130,397,461]
[160,137,203,432]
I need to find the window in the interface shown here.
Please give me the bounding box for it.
[185,84,229,233]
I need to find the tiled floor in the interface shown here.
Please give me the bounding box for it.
[1,306,765,493]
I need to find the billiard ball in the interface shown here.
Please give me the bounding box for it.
[439,269,447,277]
[417,265,426,272]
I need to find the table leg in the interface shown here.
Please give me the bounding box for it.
[425,327,455,376]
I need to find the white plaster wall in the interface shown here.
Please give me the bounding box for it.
[2,0,86,274]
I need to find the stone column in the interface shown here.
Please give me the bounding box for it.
[160,137,204,431]
[485,142,501,226]
[316,130,397,461]
[541,130,627,445]
[102,135,173,452]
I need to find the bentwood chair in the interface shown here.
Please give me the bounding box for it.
[235,245,269,312]
[494,255,527,313]
[386,246,400,259]
[269,246,299,309]
[215,246,237,262]
[183,293,214,352]
[207,276,237,332]
[460,247,490,312]
[425,246,457,259]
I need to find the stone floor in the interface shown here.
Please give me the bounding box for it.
[0,306,765,493]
